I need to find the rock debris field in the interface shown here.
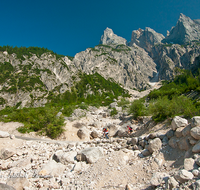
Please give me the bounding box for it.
[1,105,200,190]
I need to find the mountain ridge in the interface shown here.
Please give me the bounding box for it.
[0,13,200,109]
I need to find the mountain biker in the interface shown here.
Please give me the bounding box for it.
[127,125,133,134]
[103,128,109,139]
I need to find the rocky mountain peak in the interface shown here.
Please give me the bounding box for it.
[162,13,200,44]
[99,27,127,45]
[129,27,164,52]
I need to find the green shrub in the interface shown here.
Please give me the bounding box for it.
[148,96,171,122]
[0,106,65,139]
[62,105,76,117]
[148,95,199,122]
[129,99,147,119]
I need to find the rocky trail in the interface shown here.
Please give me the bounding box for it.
[0,88,200,189]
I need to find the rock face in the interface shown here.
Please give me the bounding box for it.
[99,27,127,45]
[73,43,157,90]
[129,27,165,52]
[162,13,200,45]
[149,43,200,80]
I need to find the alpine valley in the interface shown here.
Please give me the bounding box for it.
[0,13,200,110]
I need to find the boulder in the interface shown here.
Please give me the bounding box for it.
[188,136,197,145]
[174,169,194,183]
[191,126,200,140]
[191,116,200,127]
[107,124,119,137]
[148,138,162,153]
[39,160,65,177]
[76,147,104,164]
[77,127,90,140]
[90,130,99,138]
[150,172,169,186]
[72,161,89,172]
[0,131,10,138]
[192,141,200,153]
[154,153,165,167]
[53,150,77,164]
[171,116,188,131]
[148,133,157,139]
[165,177,179,189]
[192,169,199,177]
[116,129,128,138]
[177,137,190,150]
[90,121,101,128]
[184,158,195,170]
[0,148,16,160]
[175,127,184,138]
[130,137,138,146]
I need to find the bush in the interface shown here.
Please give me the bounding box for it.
[62,105,76,117]
[148,95,199,122]
[148,96,171,122]
[0,106,65,139]
[129,99,147,119]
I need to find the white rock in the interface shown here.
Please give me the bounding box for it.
[39,160,65,177]
[148,138,162,153]
[150,172,169,186]
[191,116,200,127]
[191,126,200,140]
[53,150,77,164]
[174,169,194,183]
[76,147,104,164]
[166,176,179,189]
[0,130,10,138]
[171,116,188,130]
[184,158,195,171]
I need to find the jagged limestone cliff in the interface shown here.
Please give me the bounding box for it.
[73,44,157,90]
[149,42,200,80]
[129,27,165,52]
[162,13,200,44]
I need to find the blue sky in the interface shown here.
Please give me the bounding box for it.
[1,0,200,57]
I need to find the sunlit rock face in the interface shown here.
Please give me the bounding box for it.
[162,13,200,45]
